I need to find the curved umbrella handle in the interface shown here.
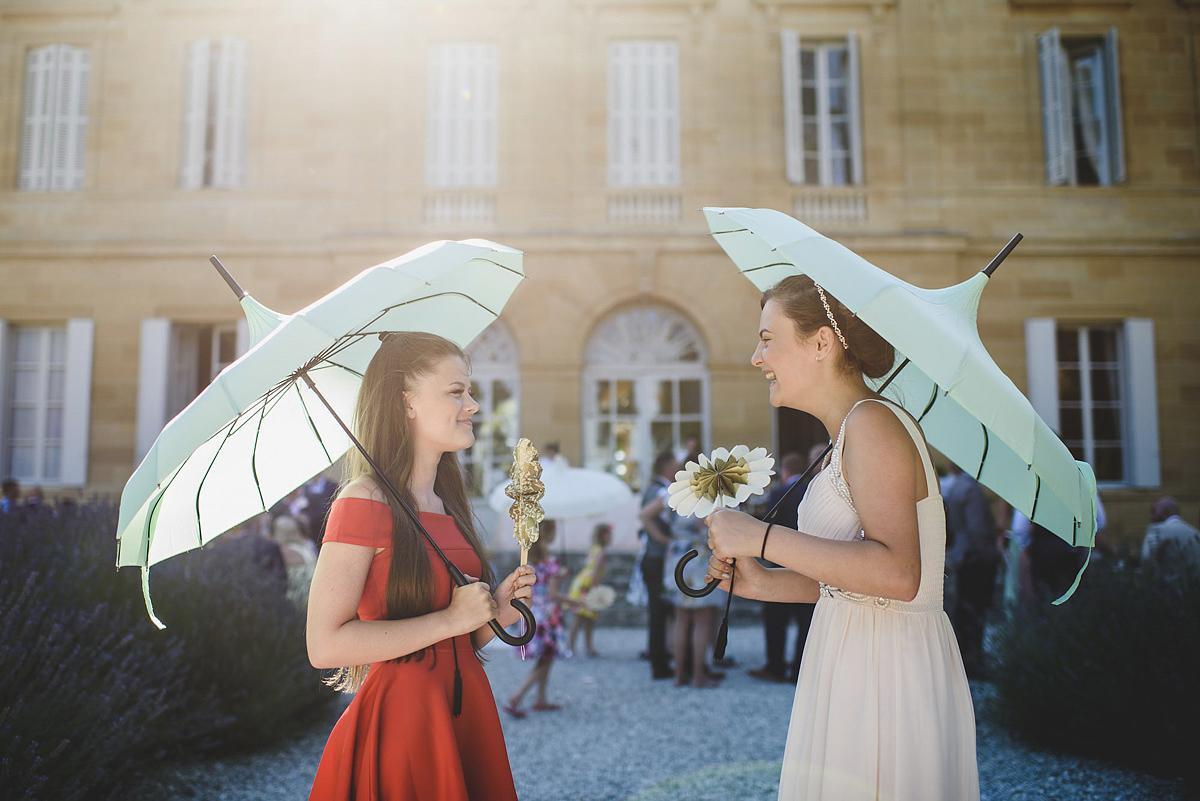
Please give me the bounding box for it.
[674,548,723,598]
[489,599,536,646]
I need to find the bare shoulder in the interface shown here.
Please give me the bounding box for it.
[338,475,387,503]
[843,400,919,467]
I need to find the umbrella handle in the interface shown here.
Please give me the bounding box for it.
[490,599,536,647]
[674,548,722,597]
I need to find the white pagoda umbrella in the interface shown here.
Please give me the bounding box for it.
[116,239,534,640]
[703,207,1097,603]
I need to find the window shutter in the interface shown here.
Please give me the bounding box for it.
[608,42,633,186]
[846,32,864,186]
[136,318,171,463]
[61,319,93,485]
[212,37,249,189]
[426,45,449,186]
[49,46,89,192]
[472,44,498,186]
[1123,318,1159,487]
[780,30,804,184]
[1103,27,1125,185]
[655,41,680,185]
[180,40,211,190]
[1024,318,1060,434]
[1037,29,1071,186]
[19,46,57,191]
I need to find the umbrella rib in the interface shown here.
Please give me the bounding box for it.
[1029,474,1041,522]
[195,416,251,548]
[975,425,989,481]
[742,261,798,275]
[918,386,939,422]
[292,379,335,464]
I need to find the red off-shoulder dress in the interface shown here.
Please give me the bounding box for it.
[308,498,519,801]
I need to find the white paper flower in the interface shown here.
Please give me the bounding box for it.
[666,445,775,518]
[583,584,616,612]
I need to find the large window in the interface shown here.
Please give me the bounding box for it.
[426,43,498,188]
[19,44,90,192]
[136,319,245,462]
[607,41,680,187]
[781,31,862,186]
[1037,27,1125,187]
[0,320,94,485]
[1025,318,1157,487]
[462,321,519,497]
[180,37,250,190]
[583,306,708,489]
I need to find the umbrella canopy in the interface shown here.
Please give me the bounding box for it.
[116,239,525,622]
[704,207,1097,601]
[487,461,634,520]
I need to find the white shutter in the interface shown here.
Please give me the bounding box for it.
[212,37,249,189]
[607,42,632,186]
[473,45,498,186]
[1037,28,1072,186]
[846,32,864,186]
[1024,318,1060,434]
[607,41,678,187]
[1103,27,1125,185]
[136,318,171,463]
[1123,318,1159,487]
[781,29,804,184]
[426,45,448,186]
[60,319,93,485]
[49,46,89,192]
[180,40,211,190]
[19,46,57,191]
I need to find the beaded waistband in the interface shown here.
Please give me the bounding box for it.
[818,583,942,615]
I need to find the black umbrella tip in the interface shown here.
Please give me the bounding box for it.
[982,233,1023,278]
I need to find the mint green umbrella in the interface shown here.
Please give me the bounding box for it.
[116,239,531,633]
[705,207,1097,602]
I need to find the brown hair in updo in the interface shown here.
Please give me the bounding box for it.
[761,274,895,379]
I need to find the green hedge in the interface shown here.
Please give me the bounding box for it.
[992,562,1200,791]
[0,504,333,800]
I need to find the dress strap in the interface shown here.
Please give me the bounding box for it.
[854,398,940,498]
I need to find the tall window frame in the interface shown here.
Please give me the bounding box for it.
[781,30,863,186]
[607,40,681,187]
[462,321,520,497]
[1037,27,1125,187]
[0,320,93,486]
[1025,318,1157,488]
[19,44,90,192]
[426,42,499,188]
[180,37,250,190]
[582,306,708,489]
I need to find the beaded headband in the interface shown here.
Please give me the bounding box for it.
[814,283,849,351]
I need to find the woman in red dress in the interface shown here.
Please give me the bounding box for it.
[306,332,535,801]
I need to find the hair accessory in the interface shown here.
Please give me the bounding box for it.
[814,283,849,351]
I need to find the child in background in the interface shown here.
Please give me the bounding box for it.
[504,521,578,716]
[567,523,612,657]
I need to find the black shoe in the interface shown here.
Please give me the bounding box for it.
[748,666,788,683]
[652,667,674,680]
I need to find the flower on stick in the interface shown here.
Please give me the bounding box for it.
[667,445,775,518]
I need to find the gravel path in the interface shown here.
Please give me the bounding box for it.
[126,625,1193,800]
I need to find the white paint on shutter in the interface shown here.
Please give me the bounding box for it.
[846,32,863,186]
[212,37,249,189]
[1103,27,1125,185]
[136,318,171,464]
[607,41,679,187]
[19,46,55,191]
[61,319,94,485]
[1123,318,1159,487]
[1024,317,1060,434]
[50,46,89,192]
[1037,28,1072,186]
[781,29,804,184]
[180,39,211,190]
[426,43,496,188]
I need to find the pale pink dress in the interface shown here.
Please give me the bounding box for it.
[778,398,980,800]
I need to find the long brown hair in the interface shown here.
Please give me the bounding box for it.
[328,331,495,692]
[762,274,894,379]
